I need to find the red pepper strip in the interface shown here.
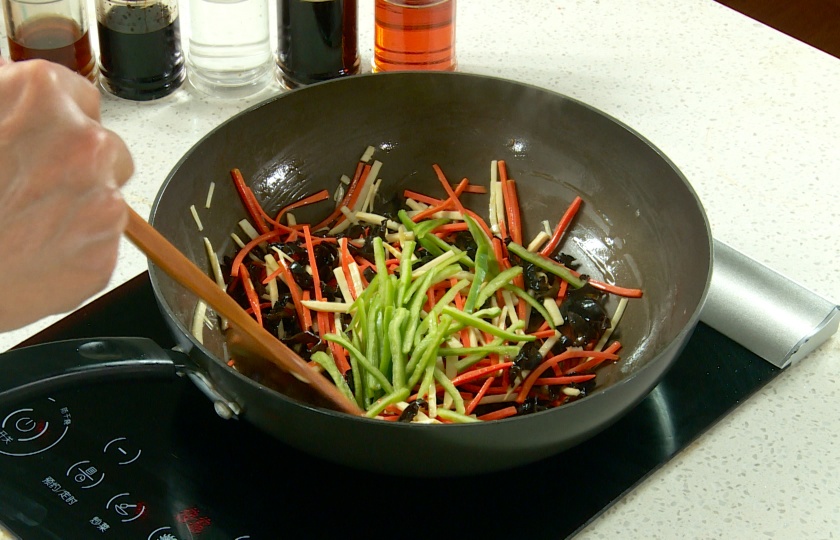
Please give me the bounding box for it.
[230,229,285,278]
[465,376,494,415]
[516,349,619,403]
[231,169,270,235]
[450,362,515,387]
[539,196,583,257]
[275,256,308,330]
[531,329,557,339]
[566,341,622,374]
[411,178,469,222]
[460,384,514,395]
[239,264,263,327]
[477,406,518,421]
[312,162,372,231]
[275,189,330,224]
[557,279,569,301]
[533,374,597,385]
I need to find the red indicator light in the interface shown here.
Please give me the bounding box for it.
[177,507,212,534]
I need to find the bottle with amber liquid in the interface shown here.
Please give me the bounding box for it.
[2,0,97,80]
[276,0,360,88]
[373,0,456,72]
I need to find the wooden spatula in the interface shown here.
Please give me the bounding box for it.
[124,207,363,416]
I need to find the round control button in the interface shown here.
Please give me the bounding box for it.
[0,398,69,457]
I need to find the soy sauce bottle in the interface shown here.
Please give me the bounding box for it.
[276,0,360,88]
[96,0,185,101]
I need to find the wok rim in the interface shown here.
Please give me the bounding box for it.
[148,70,714,428]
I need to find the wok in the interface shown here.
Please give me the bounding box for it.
[148,71,712,476]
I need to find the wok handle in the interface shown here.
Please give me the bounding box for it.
[0,337,187,404]
[701,240,840,369]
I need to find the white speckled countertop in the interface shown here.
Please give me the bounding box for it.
[2,0,838,537]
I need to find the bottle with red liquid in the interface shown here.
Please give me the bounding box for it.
[2,0,97,80]
[373,0,456,72]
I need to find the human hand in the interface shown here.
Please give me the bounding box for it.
[0,60,134,331]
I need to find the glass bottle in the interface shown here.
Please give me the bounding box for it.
[95,0,185,101]
[2,0,97,80]
[276,0,360,88]
[187,0,273,97]
[373,0,456,72]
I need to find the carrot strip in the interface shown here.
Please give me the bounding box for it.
[275,189,330,224]
[566,341,622,374]
[432,164,467,216]
[586,280,644,298]
[460,184,487,194]
[465,376,494,415]
[539,196,583,257]
[516,350,619,403]
[450,362,515,387]
[239,264,263,326]
[411,178,469,222]
[275,256,308,330]
[506,180,523,245]
[533,374,597,385]
[313,162,372,231]
[300,290,313,331]
[477,406,518,421]
[229,229,285,278]
[431,222,469,234]
[405,188,495,239]
[231,169,270,235]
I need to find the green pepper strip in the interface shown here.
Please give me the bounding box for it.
[463,242,488,313]
[455,337,505,371]
[397,210,446,257]
[503,282,557,330]
[403,263,462,354]
[365,388,410,418]
[433,366,466,414]
[365,302,381,396]
[407,316,453,389]
[464,214,500,276]
[441,306,536,343]
[506,241,585,289]
[389,308,409,389]
[396,240,415,307]
[311,351,356,403]
[435,408,480,423]
[475,266,523,308]
[325,333,393,395]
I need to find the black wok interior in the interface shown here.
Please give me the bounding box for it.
[148,72,712,475]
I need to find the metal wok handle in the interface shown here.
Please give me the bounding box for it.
[701,240,840,369]
[0,337,187,404]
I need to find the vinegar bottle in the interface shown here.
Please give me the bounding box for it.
[2,0,97,80]
[276,0,360,88]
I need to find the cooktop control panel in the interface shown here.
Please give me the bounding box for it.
[0,379,259,540]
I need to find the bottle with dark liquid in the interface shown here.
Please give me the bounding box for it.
[95,0,185,101]
[2,0,96,80]
[276,0,360,88]
[373,0,456,72]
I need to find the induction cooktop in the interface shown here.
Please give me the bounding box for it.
[0,272,780,539]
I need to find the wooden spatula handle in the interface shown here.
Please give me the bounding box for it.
[124,207,363,416]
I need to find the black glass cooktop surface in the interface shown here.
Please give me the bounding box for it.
[0,273,780,539]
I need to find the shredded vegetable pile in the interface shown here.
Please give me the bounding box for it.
[196,147,643,422]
